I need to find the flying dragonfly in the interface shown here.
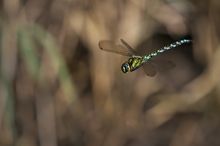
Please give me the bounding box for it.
[98,38,192,77]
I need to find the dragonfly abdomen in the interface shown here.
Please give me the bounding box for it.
[157,39,191,53]
[143,39,192,62]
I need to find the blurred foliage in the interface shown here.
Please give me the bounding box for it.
[1,0,220,146]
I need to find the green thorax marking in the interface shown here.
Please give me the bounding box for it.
[128,56,144,72]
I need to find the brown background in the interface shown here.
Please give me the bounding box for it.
[0,0,220,146]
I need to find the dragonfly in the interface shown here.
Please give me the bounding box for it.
[98,38,192,77]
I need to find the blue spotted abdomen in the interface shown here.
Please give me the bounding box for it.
[143,39,191,62]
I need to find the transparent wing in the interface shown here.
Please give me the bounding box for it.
[98,40,133,57]
[142,59,175,77]
[142,63,157,77]
[120,39,137,55]
[150,59,176,72]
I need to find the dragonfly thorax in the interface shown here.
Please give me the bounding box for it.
[121,56,143,73]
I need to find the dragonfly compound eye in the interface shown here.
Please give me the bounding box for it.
[121,63,130,73]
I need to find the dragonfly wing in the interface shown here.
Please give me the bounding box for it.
[120,39,138,55]
[142,63,157,77]
[99,40,133,57]
[150,59,176,72]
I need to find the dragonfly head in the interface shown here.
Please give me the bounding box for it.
[121,62,130,73]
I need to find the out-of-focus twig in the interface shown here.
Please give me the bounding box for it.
[0,21,19,145]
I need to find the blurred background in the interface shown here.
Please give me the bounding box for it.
[1,0,220,146]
